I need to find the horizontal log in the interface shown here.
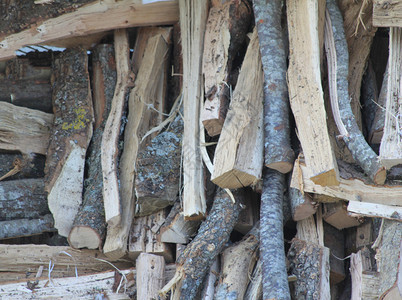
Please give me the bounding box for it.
[0,214,55,240]
[0,153,45,181]
[0,0,179,61]
[373,0,402,27]
[347,201,402,221]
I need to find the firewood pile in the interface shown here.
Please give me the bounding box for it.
[0,0,401,299]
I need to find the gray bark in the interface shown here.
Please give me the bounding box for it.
[0,214,55,239]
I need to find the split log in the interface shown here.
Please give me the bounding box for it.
[201,0,251,137]
[323,222,345,284]
[325,0,386,185]
[159,200,200,244]
[380,27,402,169]
[0,178,49,221]
[291,158,402,206]
[260,168,290,299]
[68,44,116,250]
[103,30,169,259]
[136,253,165,300]
[0,214,54,240]
[160,188,244,299]
[0,153,45,181]
[135,115,182,217]
[45,48,93,238]
[373,0,402,27]
[253,0,295,173]
[350,248,380,300]
[128,210,173,263]
[101,29,130,227]
[0,0,179,61]
[322,201,361,230]
[347,201,402,221]
[244,259,263,300]
[200,258,220,300]
[337,0,377,128]
[296,215,320,245]
[214,224,259,300]
[286,0,339,187]
[0,102,53,155]
[287,238,331,300]
[212,28,264,189]
[180,0,208,219]
[289,187,316,222]
[0,244,133,283]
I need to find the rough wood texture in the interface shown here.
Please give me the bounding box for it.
[373,0,402,27]
[287,0,339,187]
[338,0,377,128]
[348,201,402,221]
[45,48,93,238]
[253,0,295,173]
[180,0,208,219]
[0,0,179,61]
[215,224,259,300]
[68,44,116,250]
[101,29,130,227]
[212,28,264,189]
[244,259,263,300]
[135,115,182,217]
[325,0,386,185]
[289,187,316,221]
[0,153,45,181]
[323,201,361,230]
[136,253,165,300]
[200,258,219,300]
[0,102,53,155]
[0,214,54,240]
[161,188,244,299]
[380,27,402,169]
[0,178,49,221]
[287,238,331,300]
[260,168,290,299]
[201,0,251,136]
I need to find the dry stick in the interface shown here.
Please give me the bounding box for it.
[260,168,291,299]
[159,188,244,299]
[324,0,386,185]
[253,0,295,174]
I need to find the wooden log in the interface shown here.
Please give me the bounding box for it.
[4,57,51,81]
[160,188,244,299]
[286,0,339,187]
[180,0,208,219]
[373,0,402,27]
[290,158,402,206]
[201,0,251,137]
[260,168,290,299]
[101,29,130,227]
[0,0,179,61]
[289,187,316,222]
[244,259,263,300]
[0,153,45,181]
[0,102,53,155]
[380,27,402,169]
[103,30,169,260]
[68,44,116,250]
[135,115,182,217]
[0,178,49,221]
[200,258,219,300]
[253,0,295,173]
[337,0,377,129]
[45,48,93,238]
[214,224,259,300]
[0,214,55,240]
[347,201,402,221]
[136,253,165,300]
[211,28,264,189]
[325,0,386,185]
[323,222,345,284]
[159,200,200,244]
[128,210,173,263]
[287,238,331,300]
[296,215,319,244]
[322,201,361,230]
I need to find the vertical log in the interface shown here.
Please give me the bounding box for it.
[136,253,165,300]
[253,0,295,174]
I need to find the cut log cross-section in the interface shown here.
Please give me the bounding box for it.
[286,0,339,187]
[212,28,264,189]
[45,48,93,238]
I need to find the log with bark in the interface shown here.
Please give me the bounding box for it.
[286,0,339,187]
[289,187,316,222]
[201,0,251,137]
[253,0,295,174]
[160,188,244,299]
[0,214,55,240]
[44,47,93,238]
[200,258,220,300]
[212,28,264,189]
[324,0,386,185]
[68,43,116,250]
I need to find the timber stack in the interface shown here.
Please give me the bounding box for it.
[0,0,401,299]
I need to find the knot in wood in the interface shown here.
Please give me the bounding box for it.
[207,243,215,252]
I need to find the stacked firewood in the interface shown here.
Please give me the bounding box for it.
[0,0,401,299]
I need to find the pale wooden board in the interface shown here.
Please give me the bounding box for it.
[373,0,402,27]
[348,201,402,221]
